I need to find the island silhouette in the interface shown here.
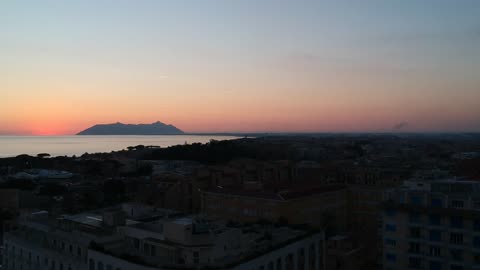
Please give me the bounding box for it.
[77,121,184,135]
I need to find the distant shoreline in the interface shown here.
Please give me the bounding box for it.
[1,132,479,137]
[0,135,242,158]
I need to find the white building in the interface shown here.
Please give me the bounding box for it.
[3,203,325,270]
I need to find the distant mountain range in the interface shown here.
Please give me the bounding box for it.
[77,121,184,135]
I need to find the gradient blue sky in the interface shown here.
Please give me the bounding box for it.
[1,0,479,134]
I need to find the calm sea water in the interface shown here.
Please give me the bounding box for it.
[0,135,240,158]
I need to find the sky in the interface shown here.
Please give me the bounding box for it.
[1,0,480,135]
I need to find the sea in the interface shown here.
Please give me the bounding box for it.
[0,135,240,158]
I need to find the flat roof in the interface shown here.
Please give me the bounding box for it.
[172,217,193,225]
[64,213,103,228]
[204,184,346,201]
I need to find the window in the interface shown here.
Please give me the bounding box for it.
[429,246,441,257]
[475,220,480,231]
[408,257,422,269]
[474,200,480,209]
[410,195,423,205]
[385,253,396,262]
[77,247,82,257]
[474,253,480,263]
[144,243,150,255]
[450,216,463,228]
[431,198,443,207]
[474,236,480,248]
[429,215,441,226]
[385,224,396,232]
[451,265,463,270]
[450,249,463,261]
[385,209,396,217]
[385,238,396,246]
[133,239,140,250]
[410,227,422,238]
[429,230,441,242]
[429,261,441,270]
[409,212,422,223]
[97,262,104,270]
[450,233,463,245]
[89,259,95,270]
[106,265,113,270]
[69,245,73,253]
[194,251,199,264]
[409,242,421,254]
[450,200,464,208]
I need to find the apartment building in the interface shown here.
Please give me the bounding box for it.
[382,179,480,270]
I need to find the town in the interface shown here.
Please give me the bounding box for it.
[1,134,480,270]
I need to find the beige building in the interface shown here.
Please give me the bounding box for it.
[201,184,348,232]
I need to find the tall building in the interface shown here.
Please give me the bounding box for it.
[382,179,480,270]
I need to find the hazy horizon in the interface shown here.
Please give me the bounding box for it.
[2,1,480,135]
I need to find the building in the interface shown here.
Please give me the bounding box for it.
[346,180,400,268]
[382,179,480,270]
[0,189,19,211]
[3,203,326,270]
[325,235,368,270]
[3,209,124,270]
[200,184,348,232]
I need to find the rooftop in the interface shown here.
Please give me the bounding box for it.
[64,213,103,228]
[204,184,346,201]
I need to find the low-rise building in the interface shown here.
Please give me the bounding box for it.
[200,184,348,232]
[3,203,326,270]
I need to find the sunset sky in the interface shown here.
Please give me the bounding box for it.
[1,0,480,135]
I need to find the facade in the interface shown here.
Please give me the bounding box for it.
[3,209,123,270]
[0,189,19,211]
[200,184,348,231]
[347,182,399,267]
[382,179,480,270]
[325,235,367,270]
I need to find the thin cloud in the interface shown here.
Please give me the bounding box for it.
[393,121,409,130]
